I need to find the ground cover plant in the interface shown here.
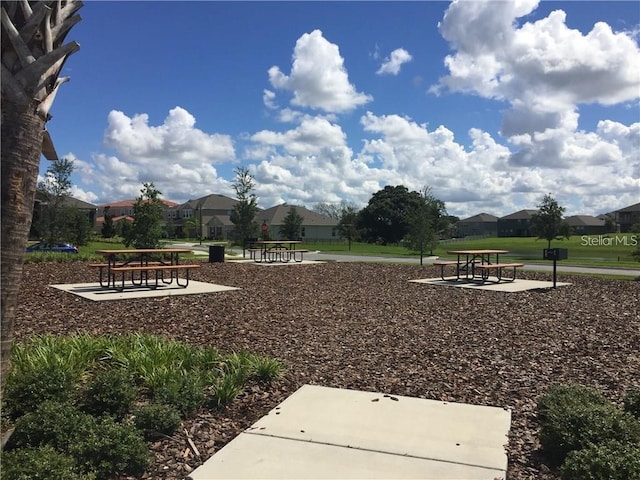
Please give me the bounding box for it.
[2,333,282,479]
[537,384,640,479]
[9,260,640,479]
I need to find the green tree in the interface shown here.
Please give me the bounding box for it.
[279,207,304,240]
[124,183,164,249]
[101,206,116,239]
[67,209,92,246]
[404,187,448,264]
[530,194,572,248]
[1,1,82,400]
[34,157,74,242]
[631,222,640,262]
[357,185,422,245]
[229,167,259,244]
[337,205,359,251]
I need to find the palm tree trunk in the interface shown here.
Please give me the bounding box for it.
[1,99,44,395]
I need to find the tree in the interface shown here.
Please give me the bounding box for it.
[124,183,165,249]
[357,185,422,245]
[1,1,82,400]
[229,167,259,245]
[101,206,116,238]
[404,187,448,264]
[530,194,572,249]
[33,156,74,241]
[337,205,359,250]
[280,207,304,240]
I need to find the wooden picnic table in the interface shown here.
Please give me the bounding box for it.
[435,249,523,283]
[92,248,199,290]
[248,241,308,263]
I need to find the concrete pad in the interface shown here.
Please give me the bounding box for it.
[51,281,239,302]
[189,384,511,480]
[235,259,326,266]
[410,277,571,292]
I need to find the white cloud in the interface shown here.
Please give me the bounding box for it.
[268,29,373,113]
[377,48,413,75]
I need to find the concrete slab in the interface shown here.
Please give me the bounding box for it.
[410,277,571,292]
[234,259,326,266]
[189,385,511,480]
[51,281,239,302]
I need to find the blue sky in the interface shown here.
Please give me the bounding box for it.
[45,1,639,218]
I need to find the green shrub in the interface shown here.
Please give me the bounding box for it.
[8,401,94,450]
[78,368,138,419]
[538,390,640,466]
[624,389,640,418]
[152,370,206,415]
[70,415,149,480]
[8,401,149,480]
[210,370,245,408]
[250,355,283,382]
[4,363,77,418]
[537,384,610,423]
[1,445,93,480]
[560,440,640,480]
[133,403,182,439]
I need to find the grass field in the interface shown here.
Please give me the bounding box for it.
[65,233,639,268]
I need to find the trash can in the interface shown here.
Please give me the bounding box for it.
[209,245,225,263]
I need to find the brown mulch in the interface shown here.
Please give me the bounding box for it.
[13,260,640,480]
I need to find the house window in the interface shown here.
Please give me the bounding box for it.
[183,209,192,219]
[301,227,306,237]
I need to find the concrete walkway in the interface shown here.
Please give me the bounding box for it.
[188,385,511,480]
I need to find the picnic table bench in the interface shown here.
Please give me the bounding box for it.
[93,249,200,290]
[249,241,308,263]
[435,250,524,283]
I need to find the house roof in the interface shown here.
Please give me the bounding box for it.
[499,209,538,220]
[459,213,498,223]
[258,204,339,226]
[174,193,243,211]
[614,202,640,213]
[99,199,178,209]
[564,215,605,227]
[63,197,97,210]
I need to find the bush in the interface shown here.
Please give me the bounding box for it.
[70,415,149,480]
[538,384,640,467]
[560,440,640,480]
[4,363,77,418]
[1,445,93,480]
[624,389,640,418]
[133,403,182,439]
[8,401,149,480]
[78,368,138,419]
[8,401,94,450]
[152,371,206,416]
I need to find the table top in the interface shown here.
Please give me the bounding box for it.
[447,249,509,255]
[95,248,192,255]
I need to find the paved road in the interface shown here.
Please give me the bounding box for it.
[178,244,640,277]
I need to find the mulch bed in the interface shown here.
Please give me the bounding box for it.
[14,260,640,480]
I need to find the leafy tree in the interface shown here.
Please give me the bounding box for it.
[33,157,74,242]
[67,209,92,246]
[123,183,164,249]
[631,222,640,262]
[229,167,259,244]
[404,187,448,264]
[357,185,422,245]
[101,207,116,239]
[1,1,82,397]
[337,205,359,250]
[530,194,572,248]
[279,207,304,240]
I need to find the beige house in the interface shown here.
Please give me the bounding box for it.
[456,213,498,238]
[95,199,179,234]
[257,204,339,241]
[167,194,247,240]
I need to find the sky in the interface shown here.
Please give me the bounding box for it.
[45,0,640,219]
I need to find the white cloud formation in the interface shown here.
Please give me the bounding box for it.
[268,29,373,113]
[434,0,640,136]
[377,48,413,75]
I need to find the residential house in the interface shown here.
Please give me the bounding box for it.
[612,202,640,233]
[95,199,179,234]
[30,195,97,239]
[456,213,498,237]
[564,215,606,236]
[497,209,537,237]
[168,194,245,240]
[257,204,339,241]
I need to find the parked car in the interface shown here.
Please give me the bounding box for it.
[26,241,79,254]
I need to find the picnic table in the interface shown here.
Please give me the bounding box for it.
[248,241,309,263]
[92,248,200,290]
[434,249,523,283]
